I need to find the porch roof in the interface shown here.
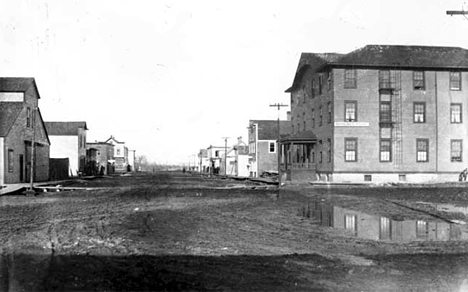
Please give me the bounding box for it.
[280,130,317,144]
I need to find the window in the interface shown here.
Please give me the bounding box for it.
[380,102,392,123]
[327,71,332,91]
[416,220,428,238]
[344,215,357,234]
[319,106,323,126]
[344,69,356,88]
[451,103,462,123]
[97,151,101,156]
[319,140,323,163]
[416,139,429,162]
[327,138,331,163]
[117,148,121,155]
[345,138,357,162]
[364,175,372,181]
[451,139,463,162]
[327,102,332,123]
[413,71,425,90]
[292,124,294,134]
[269,142,275,153]
[414,102,426,123]
[450,72,461,90]
[380,217,391,240]
[303,112,306,131]
[318,75,323,95]
[380,139,392,162]
[379,70,395,89]
[311,109,315,128]
[345,101,357,122]
[26,107,31,127]
[8,149,13,172]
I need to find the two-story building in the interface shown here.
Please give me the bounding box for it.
[248,120,290,177]
[0,78,50,185]
[45,121,88,177]
[104,136,127,173]
[206,145,225,174]
[284,45,468,183]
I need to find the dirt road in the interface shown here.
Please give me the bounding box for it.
[2,172,468,291]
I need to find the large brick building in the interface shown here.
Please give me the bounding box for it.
[0,78,50,185]
[284,45,468,183]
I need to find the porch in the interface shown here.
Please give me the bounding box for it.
[279,131,317,182]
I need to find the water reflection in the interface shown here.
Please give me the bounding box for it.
[420,202,468,217]
[300,201,468,242]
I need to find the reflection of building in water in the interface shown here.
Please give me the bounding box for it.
[306,202,468,242]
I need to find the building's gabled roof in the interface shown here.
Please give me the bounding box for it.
[326,45,468,70]
[286,45,468,92]
[0,77,40,98]
[105,135,124,144]
[45,121,88,136]
[250,120,291,140]
[0,102,24,137]
[285,53,343,92]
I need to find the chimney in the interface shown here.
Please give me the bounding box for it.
[287,111,291,121]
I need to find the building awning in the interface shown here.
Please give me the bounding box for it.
[280,130,317,144]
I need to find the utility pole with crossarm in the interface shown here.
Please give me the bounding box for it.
[270,103,288,187]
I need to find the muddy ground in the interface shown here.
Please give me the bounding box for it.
[2,172,468,291]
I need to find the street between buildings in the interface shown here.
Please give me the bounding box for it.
[2,172,468,291]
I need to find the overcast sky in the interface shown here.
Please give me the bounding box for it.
[2,0,468,165]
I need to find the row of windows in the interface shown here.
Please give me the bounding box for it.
[345,216,429,240]
[344,101,463,123]
[293,100,463,134]
[344,138,463,162]
[298,70,463,107]
[344,70,462,91]
[292,103,332,133]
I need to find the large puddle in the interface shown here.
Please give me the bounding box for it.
[300,201,468,242]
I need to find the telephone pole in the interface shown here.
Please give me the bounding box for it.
[270,103,288,187]
[222,137,229,176]
[25,107,37,196]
